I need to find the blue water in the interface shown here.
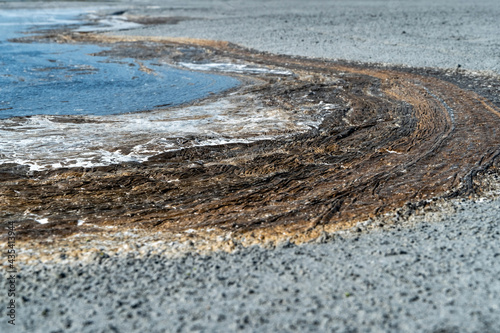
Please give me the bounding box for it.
[0,9,240,119]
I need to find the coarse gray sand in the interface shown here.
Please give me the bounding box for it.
[6,195,500,333]
[2,0,500,332]
[109,0,500,75]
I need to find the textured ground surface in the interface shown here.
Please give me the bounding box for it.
[109,0,500,74]
[6,196,500,333]
[1,0,500,332]
[2,34,500,243]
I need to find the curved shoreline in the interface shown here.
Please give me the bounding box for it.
[1,1,500,332]
[1,32,499,247]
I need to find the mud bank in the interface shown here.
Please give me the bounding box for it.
[1,31,500,257]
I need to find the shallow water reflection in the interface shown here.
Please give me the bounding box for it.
[0,8,240,118]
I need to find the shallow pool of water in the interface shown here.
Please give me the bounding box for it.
[0,8,240,118]
[0,7,319,171]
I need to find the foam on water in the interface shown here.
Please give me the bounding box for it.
[76,13,142,32]
[0,97,323,170]
[179,62,293,75]
[0,7,315,171]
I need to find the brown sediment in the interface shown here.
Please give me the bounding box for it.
[1,32,500,252]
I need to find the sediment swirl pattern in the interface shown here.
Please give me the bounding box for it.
[1,36,499,241]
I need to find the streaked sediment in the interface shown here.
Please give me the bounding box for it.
[1,32,500,254]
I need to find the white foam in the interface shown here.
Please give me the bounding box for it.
[0,96,324,171]
[36,218,49,225]
[179,62,293,75]
[76,15,142,32]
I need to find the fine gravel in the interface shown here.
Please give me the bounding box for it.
[2,1,500,332]
[6,197,500,333]
[109,0,500,74]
